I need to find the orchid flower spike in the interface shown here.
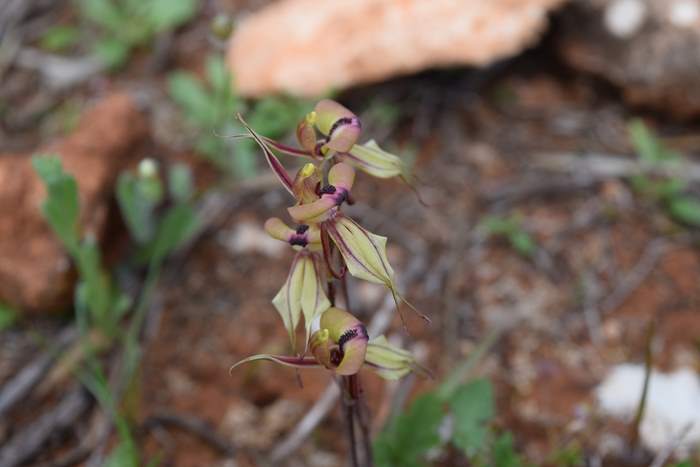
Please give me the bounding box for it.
[230,307,428,380]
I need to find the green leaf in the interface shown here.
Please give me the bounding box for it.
[78,0,126,33]
[168,163,194,202]
[493,432,523,467]
[147,0,197,31]
[668,196,700,226]
[0,303,17,330]
[93,38,131,68]
[32,155,80,254]
[628,119,680,165]
[656,178,686,199]
[374,393,445,467]
[450,379,494,457]
[117,172,157,243]
[510,231,535,257]
[168,72,217,126]
[247,96,307,139]
[149,203,199,262]
[481,216,516,235]
[75,237,114,326]
[104,439,139,467]
[206,55,230,95]
[40,26,80,52]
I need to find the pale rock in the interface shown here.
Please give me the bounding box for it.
[669,0,700,27]
[560,0,700,118]
[604,0,647,38]
[596,364,700,457]
[229,0,568,97]
[218,221,286,258]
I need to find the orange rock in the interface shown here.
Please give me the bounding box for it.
[0,93,148,313]
[228,0,567,97]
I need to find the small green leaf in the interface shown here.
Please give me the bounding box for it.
[32,155,80,254]
[79,0,126,33]
[493,432,523,467]
[168,72,217,127]
[374,393,445,467]
[40,26,80,52]
[168,164,194,202]
[0,303,17,330]
[247,96,307,139]
[510,231,535,257]
[149,203,199,262]
[93,38,131,68]
[450,379,494,457]
[75,237,114,326]
[205,55,230,96]
[104,440,139,467]
[116,172,157,244]
[668,196,700,226]
[147,0,197,31]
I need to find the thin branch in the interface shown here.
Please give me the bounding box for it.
[0,326,77,420]
[144,411,235,457]
[0,387,90,467]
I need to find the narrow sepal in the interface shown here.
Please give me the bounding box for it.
[237,114,294,195]
[229,354,321,373]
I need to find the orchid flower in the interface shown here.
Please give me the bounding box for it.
[264,216,330,352]
[231,307,427,379]
[241,99,408,181]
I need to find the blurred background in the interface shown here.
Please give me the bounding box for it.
[2,0,700,466]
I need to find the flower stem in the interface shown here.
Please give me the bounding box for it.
[344,374,374,466]
[341,381,360,467]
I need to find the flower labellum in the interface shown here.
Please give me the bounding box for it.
[264,217,320,250]
[288,162,355,223]
[310,307,369,375]
[313,100,362,153]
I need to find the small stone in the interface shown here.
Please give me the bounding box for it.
[668,0,700,27]
[604,0,647,38]
[218,221,286,258]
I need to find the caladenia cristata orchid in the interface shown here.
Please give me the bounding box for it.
[231,99,430,466]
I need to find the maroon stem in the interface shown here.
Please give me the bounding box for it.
[321,226,346,280]
[342,381,359,467]
[347,374,374,467]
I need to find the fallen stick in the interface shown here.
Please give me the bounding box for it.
[144,411,236,457]
[0,387,90,467]
[0,326,77,421]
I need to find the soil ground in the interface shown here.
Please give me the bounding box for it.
[2,1,700,466]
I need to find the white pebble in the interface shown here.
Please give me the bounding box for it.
[669,0,700,27]
[604,0,648,38]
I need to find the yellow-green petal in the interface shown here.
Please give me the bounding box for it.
[341,140,404,179]
[365,335,430,380]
